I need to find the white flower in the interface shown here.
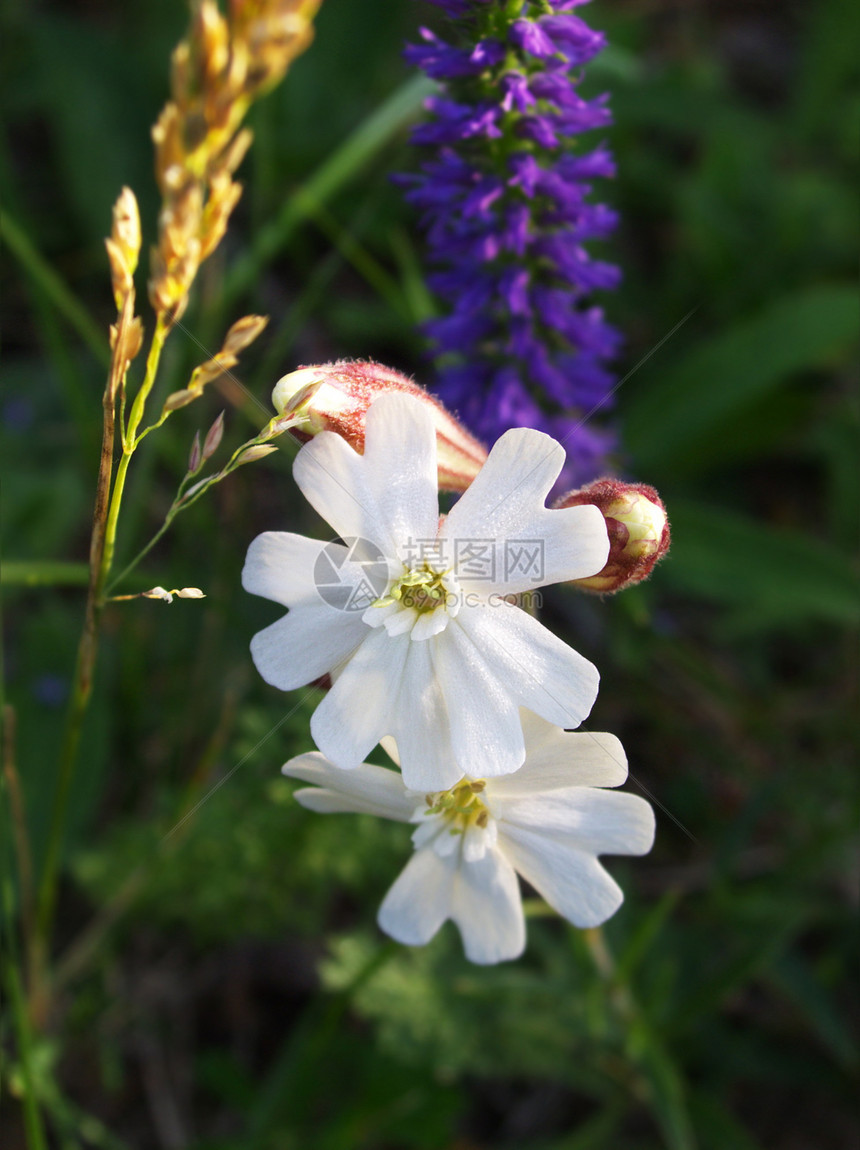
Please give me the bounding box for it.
[282,713,656,964]
[243,392,609,791]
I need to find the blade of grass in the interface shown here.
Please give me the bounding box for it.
[2,562,91,588]
[222,73,436,310]
[1,209,110,368]
[246,941,400,1143]
[389,225,437,325]
[254,192,383,387]
[1,880,48,1150]
[305,198,414,325]
[615,889,680,983]
[634,1038,698,1150]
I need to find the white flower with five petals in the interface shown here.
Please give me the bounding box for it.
[282,714,655,964]
[243,392,610,792]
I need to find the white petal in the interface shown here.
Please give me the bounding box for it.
[433,829,460,858]
[282,751,415,821]
[518,708,562,751]
[500,825,625,928]
[456,601,599,731]
[440,429,609,594]
[243,532,335,606]
[384,607,419,636]
[363,600,400,628]
[410,609,450,642]
[445,426,563,530]
[451,848,525,964]
[378,848,456,946]
[389,640,462,793]
[462,825,490,863]
[293,430,397,556]
[434,619,526,779]
[250,605,367,690]
[379,735,400,766]
[490,729,629,796]
[499,788,655,856]
[412,818,443,850]
[362,393,440,550]
[310,627,409,769]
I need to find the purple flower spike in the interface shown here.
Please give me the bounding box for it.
[399,0,622,490]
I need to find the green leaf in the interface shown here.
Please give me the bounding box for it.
[633,1037,697,1150]
[616,891,680,984]
[1,210,109,367]
[625,285,859,475]
[662,500,859,630]
[2,561,90,588]
[534,1103,626,1150]
[767,952,859,1072]
[223,74,436,309]
[689,1090,763,1150]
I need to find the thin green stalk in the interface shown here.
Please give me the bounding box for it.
[3,706,35,970]
[583,927,697,1150]
[32,319,169,1008]
[2,881,49,1150]
[105,516,177,596]
[1,209,110,368]
[106,421,295,594]
[101,319,169,585]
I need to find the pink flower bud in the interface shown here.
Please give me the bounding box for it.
[555,479,670,594]
[202,410,225,461]
[188,430,202,474]
[271,360,488,493]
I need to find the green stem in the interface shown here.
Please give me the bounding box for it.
[105,507,180,595]
[128,316,169,444]
[2,882,48,1150]
[101,319,169,587]
[32,319,169,1013]
[107,423,292,594]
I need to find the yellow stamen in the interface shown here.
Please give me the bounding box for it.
[425,778,489,835]
[372,563,451,614]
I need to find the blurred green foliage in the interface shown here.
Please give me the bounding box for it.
[1,0,857,1146]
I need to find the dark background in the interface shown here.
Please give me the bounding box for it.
[1,1,858,1146]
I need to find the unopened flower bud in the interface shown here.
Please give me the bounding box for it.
[236,443,278,465]
[188,430,203,473]
[271,360,488,493]
[555,479,670,594]
[142,586,174,603]
[140,585,206,604]
[202,411,225,461]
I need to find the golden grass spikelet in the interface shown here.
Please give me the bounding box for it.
[161,313,269,414]
[105,188,146,398]
[222,313,269,354]
[106,187,142,311]
[148,0,319,326]
[232,0,321,97]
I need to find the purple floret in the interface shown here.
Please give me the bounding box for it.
[400,0,623,489]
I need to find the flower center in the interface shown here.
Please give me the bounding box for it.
[374,563,451,614]
[425,779,489,834]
